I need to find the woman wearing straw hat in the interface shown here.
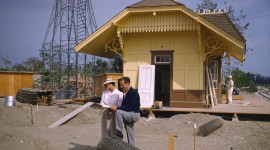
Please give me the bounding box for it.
[100,78,123,138]
[226,75,234,104]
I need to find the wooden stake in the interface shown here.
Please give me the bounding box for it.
[37,102,39,112]
[194,124,196,150]
[169,133,174,150]
[30,104,33,125]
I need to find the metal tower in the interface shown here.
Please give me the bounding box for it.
[40,0,98,99]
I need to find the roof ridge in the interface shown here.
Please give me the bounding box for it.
[127,0,183,8]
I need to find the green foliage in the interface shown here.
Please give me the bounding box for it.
[111,55,123,73]
[91,56,123,76]
[93,59,110,76]
[231,69,257,93]
[12,63,28,71]
[0,55,12,70]
[225,4,250,35]
[247,72,270,86]
[0,56,43,72]
[196,0,217,11]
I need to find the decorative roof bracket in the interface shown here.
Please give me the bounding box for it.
[204,35,227,63]
[105,36,123,56]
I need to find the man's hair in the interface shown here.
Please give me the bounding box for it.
[120,77,130,84]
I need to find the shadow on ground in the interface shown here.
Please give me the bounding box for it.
[69,142,96,150]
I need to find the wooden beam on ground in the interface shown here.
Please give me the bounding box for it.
[48,102,93,128]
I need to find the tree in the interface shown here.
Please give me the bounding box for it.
[232,69,257,92]
[23,57,43,72]
[12,63,27,71]
[196,0,217,11]
[93,59,109,76]
[12,57,43,72]
[111,55,123,73]
[224,3,250,35]
[0,55,12,70]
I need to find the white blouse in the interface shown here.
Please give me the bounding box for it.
[100,89,123,107]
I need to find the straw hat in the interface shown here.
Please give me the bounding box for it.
[103,78,115,85]
[228,75,232,78]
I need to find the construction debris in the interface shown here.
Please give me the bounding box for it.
[16,88,53,105]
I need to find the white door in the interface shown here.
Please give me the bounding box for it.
[138,65,155,108]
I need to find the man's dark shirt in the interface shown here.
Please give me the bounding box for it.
[118,87,140,113]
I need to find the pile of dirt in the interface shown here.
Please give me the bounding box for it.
[0,102,101,128]
[0,98,269,150]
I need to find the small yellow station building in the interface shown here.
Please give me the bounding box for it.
[75,0,245,108]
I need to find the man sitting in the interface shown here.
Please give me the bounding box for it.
[100,78,123,138]
[111,77,140,146]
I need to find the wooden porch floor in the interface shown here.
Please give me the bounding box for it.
[148,93,270,115]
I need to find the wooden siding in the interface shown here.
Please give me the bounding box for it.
[118,11,196,33]
[0,72,34,96]
[94,73,123,97]
[170,90,205,108]
[123,31,204,90]
[171,90,205,102]
[172,31,204,90]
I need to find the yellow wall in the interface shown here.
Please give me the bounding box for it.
[123,31,204,90]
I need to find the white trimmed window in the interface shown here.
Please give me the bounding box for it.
[154,55,171,64]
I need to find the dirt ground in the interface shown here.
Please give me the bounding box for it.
[0,94,269,150]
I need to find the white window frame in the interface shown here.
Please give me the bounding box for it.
[154,55,171,64]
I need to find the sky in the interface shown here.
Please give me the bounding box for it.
[0,0,269,76]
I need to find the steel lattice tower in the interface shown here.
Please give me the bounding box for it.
[40,0,98,99]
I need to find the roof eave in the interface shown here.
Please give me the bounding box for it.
[75,9,129,58]
[75,5,246,61]
[177,6,245,49]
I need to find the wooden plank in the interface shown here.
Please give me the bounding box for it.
[206,68,214,106]
[205,72,209,105]
[208,68,218,105]
[48,102,93,128]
